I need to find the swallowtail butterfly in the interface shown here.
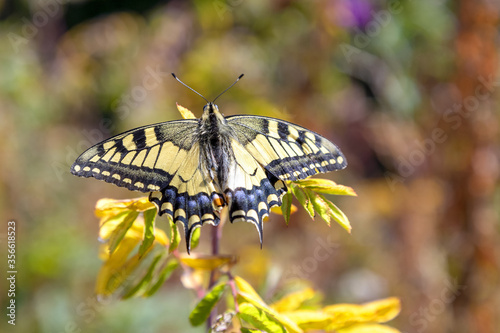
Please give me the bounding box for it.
[71,74,347,252]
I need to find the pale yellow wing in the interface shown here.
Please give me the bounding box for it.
[226,115,347,181]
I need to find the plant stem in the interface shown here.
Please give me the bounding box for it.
[206,219,223,330]
[227,272,239,313]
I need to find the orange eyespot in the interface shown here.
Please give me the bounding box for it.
[213,197,224,208]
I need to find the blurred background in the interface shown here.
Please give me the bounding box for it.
[1,0,499,332]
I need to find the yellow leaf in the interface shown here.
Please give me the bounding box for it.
[294,179,357,196]
[279,310,332,330]
[96,247,142,296]
[234,276,266,304]
[99,211,135,241]
[98,231,141,262]
[180,254,237,270]
[324,297,401,330]
[270,287,316,312]
[270,203,298,216]
[176,103,196,119]
[107,211,140,255]
[95,197,155,218]
[337,323,401,333]
[94,199,173,299]
[99,213,169,247]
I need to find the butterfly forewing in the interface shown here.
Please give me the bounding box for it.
[71,120,198,192]
[226,115,347,181]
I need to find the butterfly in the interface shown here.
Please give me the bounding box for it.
[71,74,347,253]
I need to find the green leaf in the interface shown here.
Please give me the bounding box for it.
[307,190,334,227]
[144,258,179,297]
[304,189,331,226]
[168,217,181,253]
[138,208,157,258]
[122,252,163,299]
[190,227,201,250]
[238,303,286,333]
[291,183,314,219]
[240,328,262,333]
[318,194,351,233]
[280,192,293,225]
[108,211,140,255]
[189,282,227,326]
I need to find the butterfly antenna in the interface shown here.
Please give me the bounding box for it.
[171,73,209,103]
[212,74,244,103]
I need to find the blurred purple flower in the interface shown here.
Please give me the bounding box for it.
[334,0,374,29]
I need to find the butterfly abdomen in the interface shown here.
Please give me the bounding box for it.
[198,110,234,187]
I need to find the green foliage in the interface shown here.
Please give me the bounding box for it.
[190,227,201,251]
[168,217,181,253]
[280,191,293,225]
[189,282,228,326]
[238,303,287,333]
[138,208,157,257]
[108,211,140,255]
[143,258,179,297]
[286,179,355,232]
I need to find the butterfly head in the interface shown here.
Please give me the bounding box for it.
[203,102,219,114]
[201,102,226,124]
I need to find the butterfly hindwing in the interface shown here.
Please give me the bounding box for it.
[149,142,225,253]
[226,115,347,181]
[223,138,287,243]
[71,120,198,192]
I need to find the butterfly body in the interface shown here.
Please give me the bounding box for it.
[198,103,234,188]
[71,102,346,252]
